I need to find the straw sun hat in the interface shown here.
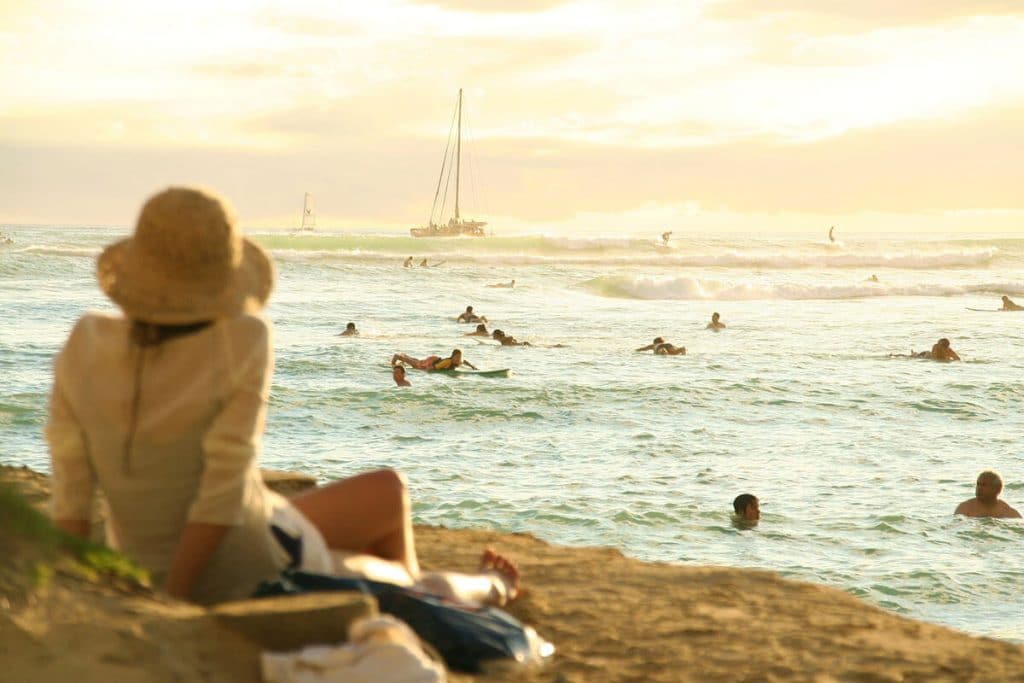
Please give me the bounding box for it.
[97,186,274,324]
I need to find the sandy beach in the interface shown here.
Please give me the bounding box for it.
[4,464,1024,683]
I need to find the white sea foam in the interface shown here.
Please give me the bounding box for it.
[582,275,1024,301]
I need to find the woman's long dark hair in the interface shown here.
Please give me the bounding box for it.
[130,320,213,347]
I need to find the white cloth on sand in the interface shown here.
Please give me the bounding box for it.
[261,615,446,683]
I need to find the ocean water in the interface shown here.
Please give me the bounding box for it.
[2,226,1023,640]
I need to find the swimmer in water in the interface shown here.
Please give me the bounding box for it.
[954,471,1021,519]
[457,306,488,324]
[706,312,726,330]
[910,337,961,361]
[465,323,490,337]
[338,322,358,337]
[392,364,411,387]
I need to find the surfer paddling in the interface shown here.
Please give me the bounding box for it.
[909,337,961,361]
[1001,295,1023,311]
[635,337,686,355]
[466,323,490,337]
[492,330,531,347]
[338,322,358,337]
[392,349,477,371]
[486,280,515,288]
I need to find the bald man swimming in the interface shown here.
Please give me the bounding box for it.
[954,471,1021,519]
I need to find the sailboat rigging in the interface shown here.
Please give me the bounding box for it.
[411,88,487,238]
[298,192,316,232]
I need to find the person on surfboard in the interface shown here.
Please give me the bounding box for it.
[391,349,477,371]
[465,323,490,337]
[828,226,836,243]
[1001,295,1023,311]
[635,337,686,355]
[910,337,960,361]
[492,329,532,347]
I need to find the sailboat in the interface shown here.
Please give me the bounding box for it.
[411,89,488,238]
[298,192,316,232]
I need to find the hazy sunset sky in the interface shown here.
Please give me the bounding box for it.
[2,0,1023,235]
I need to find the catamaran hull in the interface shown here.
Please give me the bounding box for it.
[410,221,487,238]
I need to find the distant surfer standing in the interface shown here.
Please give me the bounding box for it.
[828,226,836,243]
[404,256,414,268]
[661,231,672,246]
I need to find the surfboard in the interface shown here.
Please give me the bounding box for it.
[965,307,1018,312]
[437,368,511,378]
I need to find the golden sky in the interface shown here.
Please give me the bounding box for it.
[2,0,1023,234]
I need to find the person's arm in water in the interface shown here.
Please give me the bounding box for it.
[462,358,478,370]
[635,344,655,352]
[949,349,961,361]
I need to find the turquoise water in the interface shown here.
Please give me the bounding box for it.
[2,226,1023,640]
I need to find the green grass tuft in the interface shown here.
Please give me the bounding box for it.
[0,481,149,587]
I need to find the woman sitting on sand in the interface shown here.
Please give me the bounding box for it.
[46,187,517,606]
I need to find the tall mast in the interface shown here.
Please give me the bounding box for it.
[455,88,462,221]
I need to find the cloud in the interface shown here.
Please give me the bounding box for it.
[707,0,1024,29]
[5,100,1023,228]
[408,0,573,13]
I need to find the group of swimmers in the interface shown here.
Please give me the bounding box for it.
[734,470,1021,531]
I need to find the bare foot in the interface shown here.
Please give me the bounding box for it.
[391,354,400,367]
[479,547,521,605]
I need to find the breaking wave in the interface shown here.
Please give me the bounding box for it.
[581,275,1024,301]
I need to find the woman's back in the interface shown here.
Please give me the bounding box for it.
[48,311,284,600]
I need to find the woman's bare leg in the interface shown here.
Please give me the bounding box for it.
[391,354,419,367]
[290,469,421,578]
